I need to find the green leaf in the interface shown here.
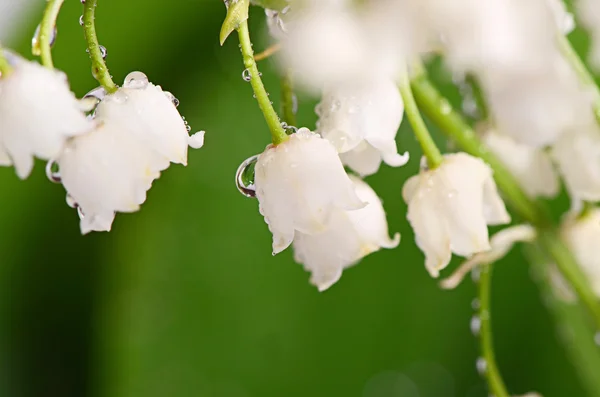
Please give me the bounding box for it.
[219,0,250,46]
[250,0,289,11]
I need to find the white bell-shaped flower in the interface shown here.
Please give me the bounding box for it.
[279,0,369,91]
[562,208,600,297]
[402,153,510,277]
[482,130,559,198]
[551,126,600,202]
[58,71,204,234]
[254,128,365,254]
[293,175,400,291]
[0,58,93,178]
[316,77,409,176]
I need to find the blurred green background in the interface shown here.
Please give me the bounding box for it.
[0,1,591,396]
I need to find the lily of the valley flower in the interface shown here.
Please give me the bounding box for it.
[561,208,600,297]
[293,175,399,291]
[254,128,365,254]
[0,57,93,179]
[58,71,204,234]
[316,77,409,176]
[402,153,511,277]
[551,126,600,203]
[482,129,559,198]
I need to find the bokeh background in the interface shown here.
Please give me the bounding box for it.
[0,1,593,396]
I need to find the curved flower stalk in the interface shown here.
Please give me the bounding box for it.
[0,56,93,179]
[561,208,600,298]
[315,77,409,176]
[254,128,365,255]
[481,129,559,199]
[58,72,204,234]
[402,153,510,277]
[293,175,399,291]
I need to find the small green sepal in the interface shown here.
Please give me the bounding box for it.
[220,0,250,46]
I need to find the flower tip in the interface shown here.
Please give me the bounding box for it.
[384,151,410,168]
[188,131,205,149]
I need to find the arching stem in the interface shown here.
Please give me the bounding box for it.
[82,0,117,93]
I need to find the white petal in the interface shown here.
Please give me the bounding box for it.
[483,130,559,198]
[551,127,600,202]
[403,152,510,277]
[0,59,92,178]
[316,77,406,176]
[293,176,398,290]
[255,128,365,254]
[562,208,600,297]
[94,73,192,165]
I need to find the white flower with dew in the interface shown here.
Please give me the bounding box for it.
[58,71,204,234]
[482,129,559,198]
[293,175,399,291]
[402,153,511,277]
[551,126,600,203]
[561,208,600,298]
[316,77,409,176]
[0,57,93,179]
[440,225,536,289]
[254,128,365,255]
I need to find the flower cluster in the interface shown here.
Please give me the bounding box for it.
[0,53,204,234]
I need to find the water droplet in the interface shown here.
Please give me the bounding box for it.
[45,160,61,184]
[281,122,298,135]
[31,24,58,56]
[99,45,107,59]
[124,71,149,90]
[595,331,600,346]
[236,155,259,198]
[471,298,480,310]
[471,266,481,283]
[79,15,84,26]
[83,86,106,110]
[470,315,481,336]
[164,91,180,107]
[242,68,252,82]
[66,194,78,209]
[81,0,86,3]
[476,357,487,375]
[419,156,429,171]
[440,99,452,115]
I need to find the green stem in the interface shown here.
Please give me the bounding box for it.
[478,265,510,397]
[399,69,444,169]
[410,72,600,330]
[280,70,297,127]
[525,245,600,397]
[0,47,12,77]
[82,0,117,94]
[38,0,64,69]
[558,34,600,122]
[237,21,287,145]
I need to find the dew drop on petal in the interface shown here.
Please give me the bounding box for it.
[476,357,487,375]
[164,91,180,107]
[124,71,149,90]
[45,160,61,184]
[242,68,252,82]
[236,155,259,198]
[66,194,78,209]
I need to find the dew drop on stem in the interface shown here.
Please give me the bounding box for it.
[470,315,481,336]
[476,357,487,375]
[242,68,251,82]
